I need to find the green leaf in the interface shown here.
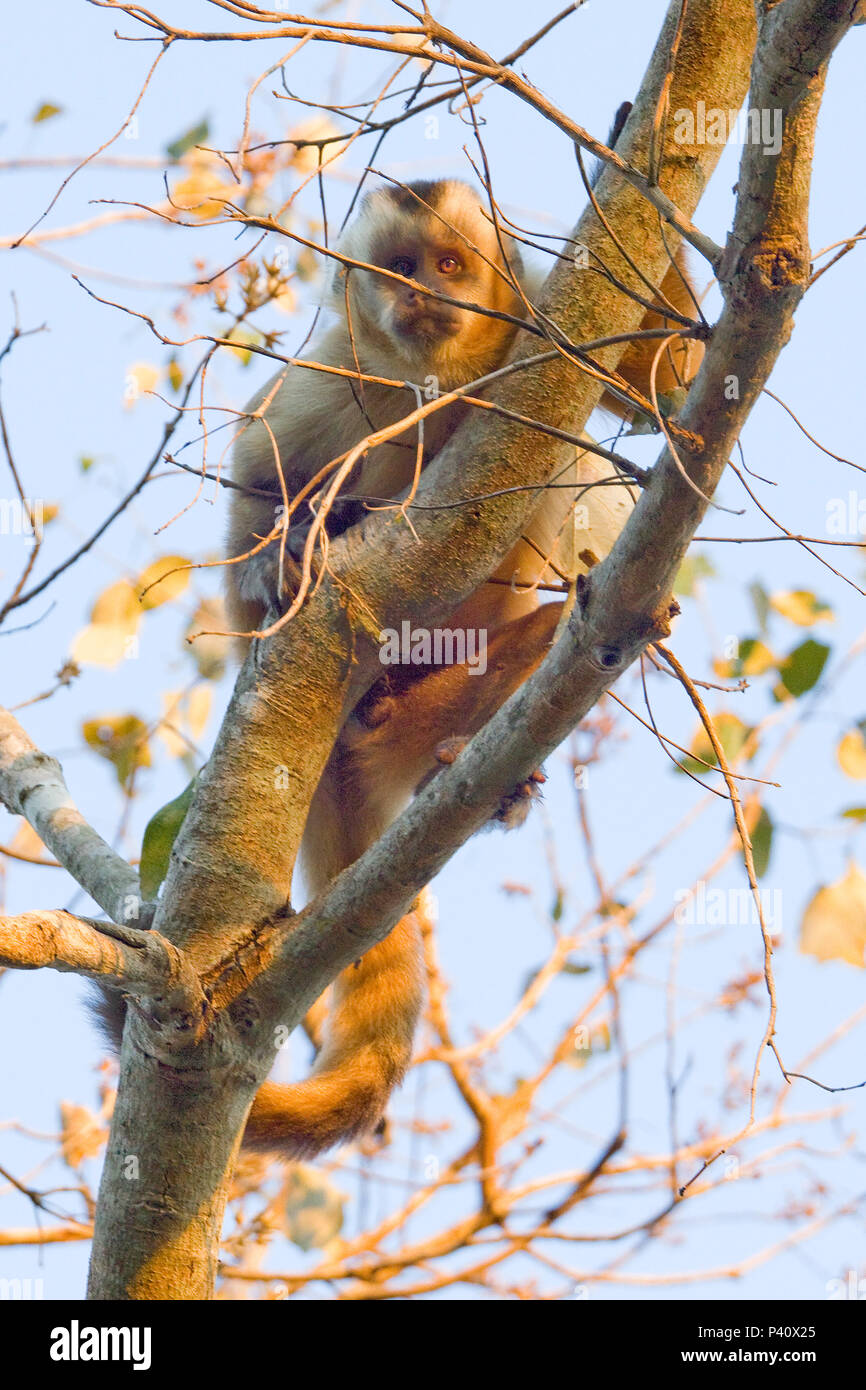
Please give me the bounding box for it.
[624,411,658,436]
[749,581,770,634]
[624,391,688,437]
[140,776,197,899]
[165,118,210,161]
[723,637,776,679]
[657,387,689,416]
[167,357,184,392]
[678,712,752,776]
[777,639,831,698]
[751,807,773,879]
[674,552,715,597]
[282,1165,345,1251]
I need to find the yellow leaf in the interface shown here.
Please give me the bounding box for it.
[295,247,320,282]
[714,639,776,681]
[138,555,190,609]
[389,32,437,68]
[90,579,140,627]
[33,102,63,123]
[187,684,212,739]
[770,590,834,626]
[60,1101,107,1168]
[124,362,160,408]
[172,152,238,219]
[157,690,186,759]
[837,729,866,780]
[82,714,151,785]
[186,599,229,680]
[800,862,866,968]
[288,117,343,174]
[71,622,138,669]
[157,686,212,758]
[740,639,776,675]
[73,581,142,667]
[680,712,751,775]
[273,282,298,315]
[222,326,261,364]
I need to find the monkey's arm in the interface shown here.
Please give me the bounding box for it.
[224,346,371,634]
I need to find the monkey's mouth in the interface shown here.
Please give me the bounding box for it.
[392,309,462,344]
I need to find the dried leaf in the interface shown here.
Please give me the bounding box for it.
[71,623,139,669]
[800,862,866,968]
[138,555,191,609]
[60,1102,107,1168]
[186,599,229,680]
[82,714,151,785]
[124,362,160,408]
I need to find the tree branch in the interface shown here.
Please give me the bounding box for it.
[0,909,201,1014]
[0,708,150,926]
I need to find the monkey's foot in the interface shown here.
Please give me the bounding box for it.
[418,735,546,830]
[492,766,546,829]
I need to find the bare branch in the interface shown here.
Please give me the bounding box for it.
[0,909,201,1014]
[0,708,149,926]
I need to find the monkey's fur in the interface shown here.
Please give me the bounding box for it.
[95,176,702,1161]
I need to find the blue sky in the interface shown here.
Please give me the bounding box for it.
[1,0,865,1301]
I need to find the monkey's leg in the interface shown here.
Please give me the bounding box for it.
[242,601,565,1160]
[243,747,428,1160]
[347,601,566,793]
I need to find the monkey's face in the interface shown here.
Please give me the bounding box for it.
[380,240,468,349]
[337,181,523,376]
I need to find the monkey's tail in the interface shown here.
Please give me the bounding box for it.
[87,895,429,1163]
[242,896,429,1160]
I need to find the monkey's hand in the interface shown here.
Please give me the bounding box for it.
[235,528,314,622]
[238,494,366,620]
[234,547,289,619]
[418,735,547,831]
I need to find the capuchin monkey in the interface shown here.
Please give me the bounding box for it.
[93,170,702,1161]
[223,175,702,1160]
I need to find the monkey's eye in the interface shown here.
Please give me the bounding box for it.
[389,256,415,278]
[437,255,461,275]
